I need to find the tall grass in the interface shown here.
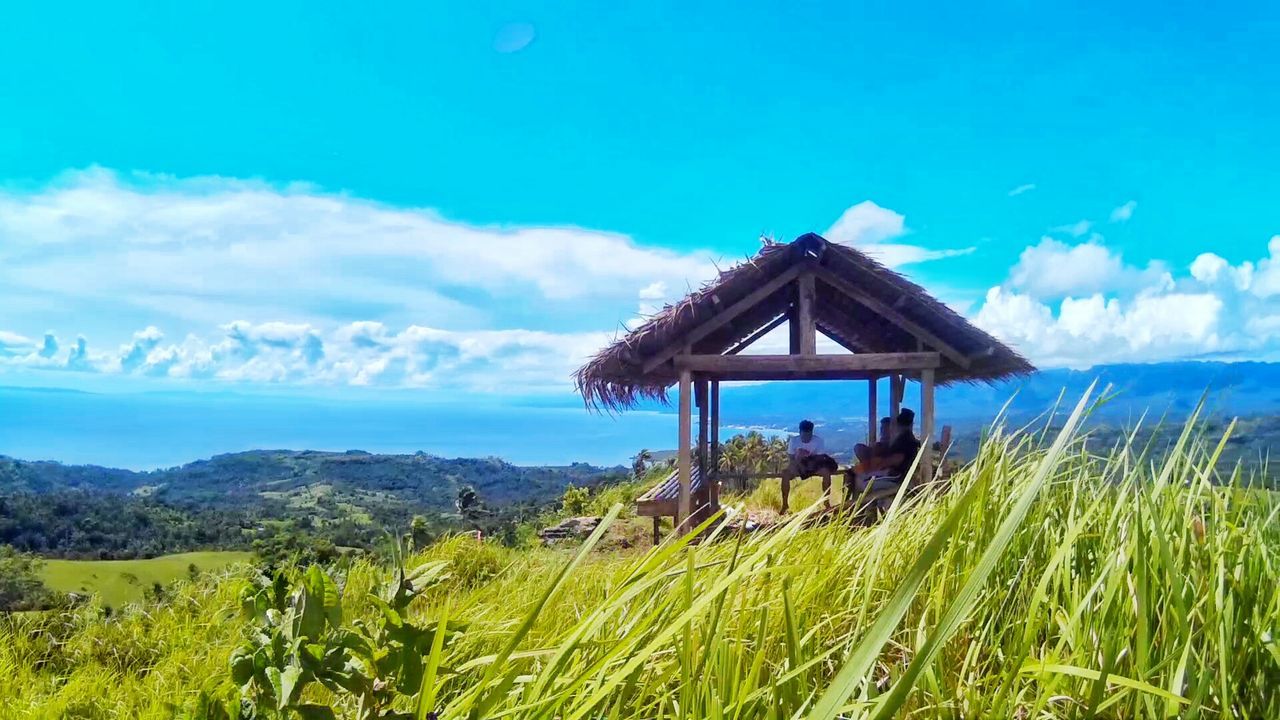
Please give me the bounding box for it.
[3,393,1278,718]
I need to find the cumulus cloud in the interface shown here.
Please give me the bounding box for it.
[0,168,738,393]
[973,234,1280,367]
[0,321,611,393]
[1008,237,1170,299]
[824,200,974,267]
[1110,200,1137,223]
[0,167,719,333]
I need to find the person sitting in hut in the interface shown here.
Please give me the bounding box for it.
[781,419,839,513]
[844,443,874,500]
[874,416,892,457]
[847,408,922,497]
[851,417,893,474]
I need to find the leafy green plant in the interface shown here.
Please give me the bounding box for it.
[222,546,464,720]
[559,484,590,516]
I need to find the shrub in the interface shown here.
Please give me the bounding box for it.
[560,484,590,516]
[0,545,53,611]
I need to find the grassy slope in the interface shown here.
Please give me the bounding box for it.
[3,405,1278,718]
[39,551,253,607]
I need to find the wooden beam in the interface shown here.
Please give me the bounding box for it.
[677,369,692,529]
[867,377,878,446]
[811,266,972,370]
[683,370,892,382]
[675,352,941,375]
[726,313,787,355]
[920,368,935,482]
[797,272,817,355]
[642,265,802,373]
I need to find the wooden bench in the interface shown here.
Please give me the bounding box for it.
[637,425,955,542]
[636,466,708,544]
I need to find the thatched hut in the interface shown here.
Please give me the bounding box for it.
[576,233,1033,536]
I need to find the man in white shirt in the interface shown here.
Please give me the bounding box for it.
[781,419,838,513]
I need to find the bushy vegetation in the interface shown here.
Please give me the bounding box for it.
[0,452,628,559]
[3,394,1279,718]
[0,546,54,611]
[0,491,250,559]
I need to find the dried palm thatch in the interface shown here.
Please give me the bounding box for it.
[575,233,1035,410]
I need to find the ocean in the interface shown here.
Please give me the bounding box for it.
[0,386,679,470]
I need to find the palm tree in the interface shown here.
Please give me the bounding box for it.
[632,449,653,479]
[717,432,783,475]
[766,436,789,473]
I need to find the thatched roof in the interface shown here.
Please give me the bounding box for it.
[576,233,1035,410]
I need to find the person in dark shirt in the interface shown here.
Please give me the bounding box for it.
[882,409,921,479]
[847,408,921,498]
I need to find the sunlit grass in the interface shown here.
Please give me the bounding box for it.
[3,391,1278,718]
[38,550,253,608]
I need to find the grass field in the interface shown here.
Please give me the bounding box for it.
[3,395,1278,718]
[38,550,254,608]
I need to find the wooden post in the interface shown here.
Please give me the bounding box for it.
[677,368,693,530]
[695,379,709,469]
[696,378,709,515]
[920,368,935,482]
[788,304,800,354]
[652,517,661,546]
[867,377,878,446]
[890,374,903,418]
[797,273,817,355]
[710,380,721,511]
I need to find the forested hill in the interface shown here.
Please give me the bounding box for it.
[0,450,622,510]
[0,451,628,559]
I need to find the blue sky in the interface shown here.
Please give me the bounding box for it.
[2,1,1280,398]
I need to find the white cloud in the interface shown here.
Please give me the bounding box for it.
[975,288,1223,367]
[634,280,670,321]
[1110,200,1137,223]
[826,201,906,246]
[1190,252,1254,290]
[973,234,1280,367]
[0,168,719,334]
[0,332,37,357]
[1051,219,1094,238]
[824,200,974,267]
[0,168,738,393]
[1249,235,1280,298]
[1007,237,1169,299]
[0,321,610,393]
[1007,183,1036,197]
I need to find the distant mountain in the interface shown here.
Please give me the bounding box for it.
[0,450,625,517]
[706,361,1280,435]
